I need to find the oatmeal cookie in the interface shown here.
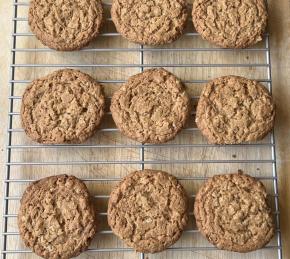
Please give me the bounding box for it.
[21,69,105,144]
[18,175,97,258]
[194,172,275,252]
[192,0,268,48]
[195,75,275,144]
[110,68,190,143]
[108,169,188,253]
[111,0,188,45]
[28,0,104,50]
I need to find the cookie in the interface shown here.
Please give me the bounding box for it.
[195,75,275,144]
[21,69,105,144]
[18,175,97,259]
[194,172,275,252]
[110,68,190,143]
[28,0,104,51]
[111,0,188,45]
[108,169,188,253]
[192,0,268,48]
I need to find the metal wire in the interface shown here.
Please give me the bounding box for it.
[2,0,282,258]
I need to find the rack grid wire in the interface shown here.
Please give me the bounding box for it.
[2,0,282,259]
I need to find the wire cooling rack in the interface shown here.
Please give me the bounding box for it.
[2,0,282,259]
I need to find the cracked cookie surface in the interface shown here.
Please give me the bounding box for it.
[194,172,275,252]
[18,175,97,259]
[28,0,103,50]
[110,68,190,144]
[111,0,188,45]
[21,69,105,144]
[196,75,275,144]
[107,169,188,253]
[192,0,268,48]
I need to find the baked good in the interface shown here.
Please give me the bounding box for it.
[107,169,188,253]
[110,68,190,143]
[111,0,188,45]
[18,175,97,258]
[195,75,275,144]
[194,172,275,252]
[21,69,105,144]
[28,0,104,51]
[192,0,268,48]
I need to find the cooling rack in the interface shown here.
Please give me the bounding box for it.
[2,0,282,258]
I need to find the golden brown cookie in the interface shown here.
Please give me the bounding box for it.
[111,0,188,45]
[21,69,105,144]
[192,0,268,48]
[110,68,190,143]
[194,172,275,252]
[108,169,188,253]
[18,175,97,259]
[28,0,104,51]
[195,75,275,144]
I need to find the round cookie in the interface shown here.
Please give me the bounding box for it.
[195,75,275,144]
[108,169,188,253]
[18,175,97,259]
[111,0,188,45]
[192,0,268,48]
[21,69,105,144]
[194,172,275,252]
[28,0,104,51]
[110,68,190,143]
